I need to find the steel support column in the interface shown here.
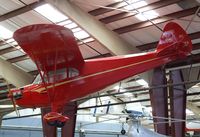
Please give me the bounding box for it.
[150,67,169,135]
[61,102,77,137]
[41,107,57,137]
[169,70,186,137]
[0,115,2,127]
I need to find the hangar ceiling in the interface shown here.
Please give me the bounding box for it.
[0,0,200,123]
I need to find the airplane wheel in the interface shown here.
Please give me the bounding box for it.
[121,129,126,135]
[47,121,57,126]
[56,121,65,127]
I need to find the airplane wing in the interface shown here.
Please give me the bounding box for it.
[13,24,84,72]
[127,119,168,137]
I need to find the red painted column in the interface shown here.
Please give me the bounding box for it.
[61,102,77,137]
[150,67,169,135]
[169,70,186,137]
[41,107,57,137]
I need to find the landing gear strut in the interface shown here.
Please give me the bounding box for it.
[44,112,69,127]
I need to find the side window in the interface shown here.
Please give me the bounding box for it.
[32,68,80,84]
[48,68,67,83]
[48,68,79,83]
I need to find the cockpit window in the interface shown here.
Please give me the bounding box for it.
[68,67,79,78]
[32,68,79,84]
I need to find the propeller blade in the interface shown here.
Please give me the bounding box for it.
[5,79,20,116]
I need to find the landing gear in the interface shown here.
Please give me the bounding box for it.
[47,120,66,127]
[44,112,69,127]
[47,121,57,126]
[56,121,65,127]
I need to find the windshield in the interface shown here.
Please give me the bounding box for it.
[33,74,42,84]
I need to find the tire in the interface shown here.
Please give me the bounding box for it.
[56,121,65,127]
[47,121,57,126]
[121,129,126,135]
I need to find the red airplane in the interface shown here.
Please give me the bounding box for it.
[8,22,192,127]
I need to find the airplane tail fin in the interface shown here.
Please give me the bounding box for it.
[156,22,192,57]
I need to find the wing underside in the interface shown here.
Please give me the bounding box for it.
[13,24,84,72]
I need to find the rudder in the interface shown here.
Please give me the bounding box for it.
[156,22,192,57]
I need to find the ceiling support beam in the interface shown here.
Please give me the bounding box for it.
[0,0,46,22]
[137,31,200,51]
[44,0,139,55]
[114,6,199,34]
[7,55,29,63]
[166,53,200,68]
[88,2,124,16]
[100,0,182,24]
[0,58,33,87]
[0,47,17,55]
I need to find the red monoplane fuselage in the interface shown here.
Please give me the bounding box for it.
[11,22,192,115]
[14,47,187,110]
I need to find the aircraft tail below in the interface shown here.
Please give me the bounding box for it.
[156,22,192,57]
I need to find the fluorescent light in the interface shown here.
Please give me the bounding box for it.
[136,10,159,21]
[0,26,13,39]
[35,4,68,23]
[136,79,148,87]
[74,30,89,40]
[124,1,147,10]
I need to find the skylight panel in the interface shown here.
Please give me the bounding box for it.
[74,30,90,40]
[72,27,82,33]
[124,1,147,10]
[64,22,78,29]
[5,39,18,46]
[124,0,144,4]
[57,19,72,26]
[135,10,159,21]
[5,38,15,43]
[136,79,148,87]
[34,4,68,23]
[0,26,13,39]
[79,38,94,44]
